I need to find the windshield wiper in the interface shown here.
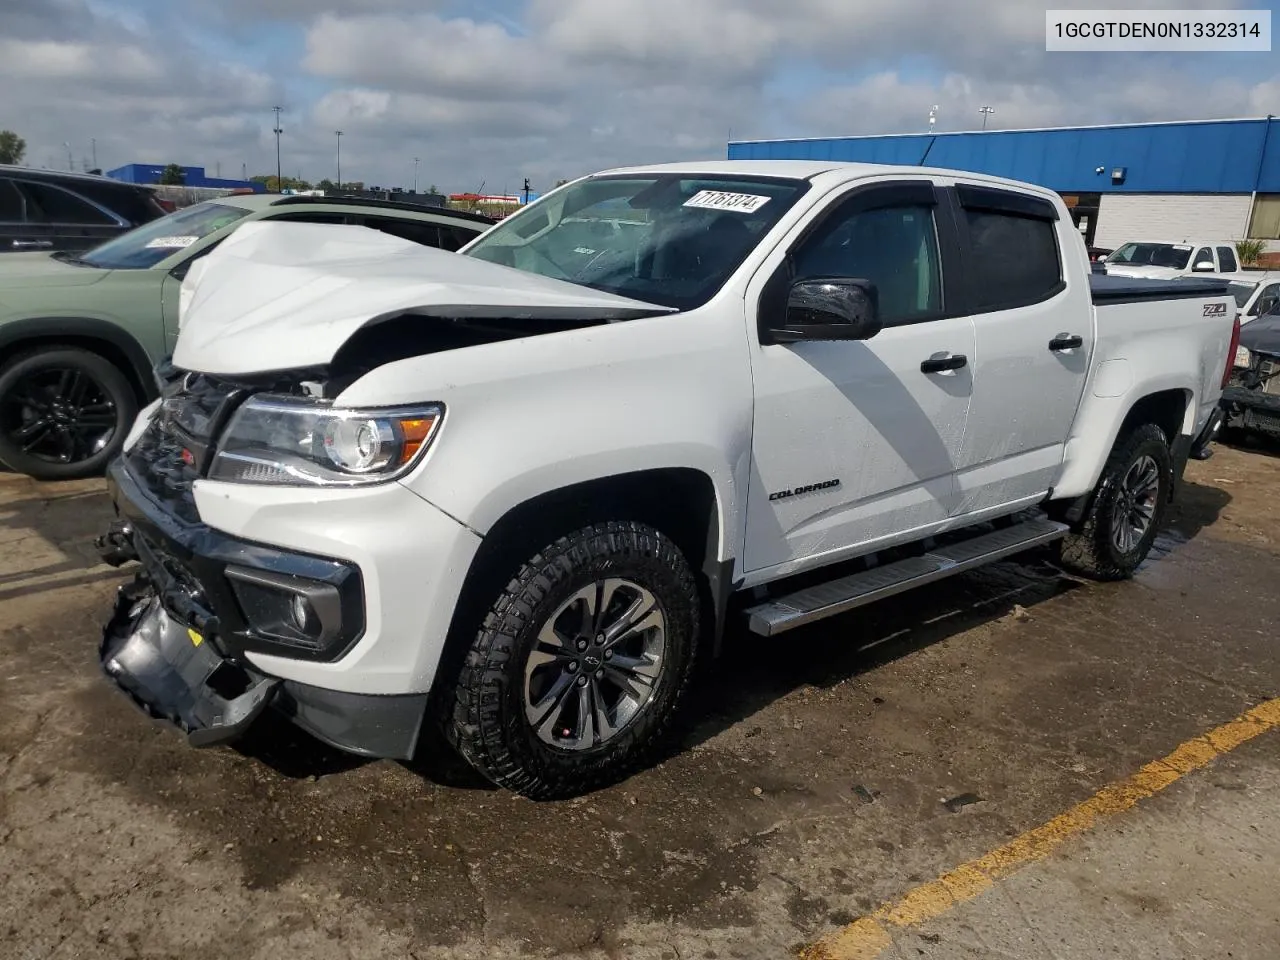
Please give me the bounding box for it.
[51,251,95,267]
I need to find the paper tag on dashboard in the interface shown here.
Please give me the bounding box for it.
[144,235,199,249]
[683,190,771,214]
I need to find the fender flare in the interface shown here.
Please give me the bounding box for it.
[0,316,158,401]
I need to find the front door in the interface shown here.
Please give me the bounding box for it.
[743,180,975,576]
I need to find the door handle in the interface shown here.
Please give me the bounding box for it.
[12,240,53,249]
[920,353,968,373]
[1049,333,1083,351]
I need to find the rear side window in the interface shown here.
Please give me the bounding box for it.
[0,179,23,222]
[360,216,443,248]
[438,224,480,251]
[1216,246,1238,272]
[962,209,1062,310]
[74,182,162,225]
[18,182,116,225]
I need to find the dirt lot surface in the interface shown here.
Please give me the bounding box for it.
[2,442,1279,960]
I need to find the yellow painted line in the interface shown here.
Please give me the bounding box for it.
[800,697,1280,960]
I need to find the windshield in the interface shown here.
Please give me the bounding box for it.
[1107,242,1192,270]
[1227,280,1259,308]
[462,174,809,309]
[78,201,251,270]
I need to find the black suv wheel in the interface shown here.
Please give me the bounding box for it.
[0,346,138,481]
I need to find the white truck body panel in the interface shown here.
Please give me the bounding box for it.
[121,160,1236,696]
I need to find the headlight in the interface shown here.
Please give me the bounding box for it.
[1235,345,1252,368]
[209,395,443,486]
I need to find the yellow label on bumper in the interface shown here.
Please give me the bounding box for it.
[187,628,203,647]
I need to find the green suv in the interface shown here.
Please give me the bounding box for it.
[0,194,493,480]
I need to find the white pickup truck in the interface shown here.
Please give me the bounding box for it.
[95,161,1238,799]
[1100,239,1239,279]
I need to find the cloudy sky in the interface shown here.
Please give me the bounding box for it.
[1,0,1276,194]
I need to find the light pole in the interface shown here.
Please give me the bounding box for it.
[335,130,343,188]
[90,138,97,171]
[272,105,284,191]
[413,157,420,193]
[927,105,938,134]
[64,141,73,171]
[979,105,995,130]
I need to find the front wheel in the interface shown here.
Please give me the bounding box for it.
[0,347,138,481]
[449,521,701,800]
[1057,422,1173,581]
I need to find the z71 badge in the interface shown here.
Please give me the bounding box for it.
[1203,302,1228,317]
[769,479,841,501]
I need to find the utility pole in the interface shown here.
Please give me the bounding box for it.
[979,105,995,130]
[927,105,938,134]
[64,141,73,171]
[272,105,283,191]
[335,130,343,188]
[522,177,531,204]
[215,160,221,177]
[413,157,420,192]
[90,138,97,170]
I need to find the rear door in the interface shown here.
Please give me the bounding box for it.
[946,182,1095,516]
[16,179,125,253]
[743,179,976,575]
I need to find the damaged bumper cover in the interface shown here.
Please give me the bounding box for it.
[1221,383,1280,440]
[95,458,429,759]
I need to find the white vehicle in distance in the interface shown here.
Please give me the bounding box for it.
[1222,271,1279,325]
[96,160,1238,800]
[1100,239,1239,279]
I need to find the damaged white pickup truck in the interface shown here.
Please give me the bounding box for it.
[96,161,1238,799]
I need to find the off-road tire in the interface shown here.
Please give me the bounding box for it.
[1057,423,1173,581]
[449,521,700,800]
[0,346,138,481]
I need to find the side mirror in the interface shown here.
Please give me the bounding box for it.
[770,278,882,343]
[1257,296,1279,317]
[1192,260,1216,273]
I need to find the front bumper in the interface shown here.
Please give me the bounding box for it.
[1221,384,1280,439]
[96,458,430,759]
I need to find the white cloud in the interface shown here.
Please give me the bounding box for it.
[0,0,1275,193]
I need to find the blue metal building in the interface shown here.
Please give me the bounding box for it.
[729,117,1280,253]
[105,163,265,193]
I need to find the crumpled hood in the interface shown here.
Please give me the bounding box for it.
[1102,264,1185,281]
[173,220,673,375]
[0,251,110,289]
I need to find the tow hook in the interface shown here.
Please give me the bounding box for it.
[96,520,139,567]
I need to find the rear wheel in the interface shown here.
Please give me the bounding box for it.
[0,347,138,481]
[448,521,701,800]
[1057,422,1172,580]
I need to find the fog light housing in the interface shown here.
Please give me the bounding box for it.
[225,567,343,654]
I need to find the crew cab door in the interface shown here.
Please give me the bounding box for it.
[946,183,1095,515]
[743,179,976,575]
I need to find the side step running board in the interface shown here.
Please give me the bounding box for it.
[744,516,1069,637]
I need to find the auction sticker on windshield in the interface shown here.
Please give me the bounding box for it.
[144,235,199,249]
[683,190,771,213]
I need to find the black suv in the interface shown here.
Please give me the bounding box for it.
[0,166,168,254]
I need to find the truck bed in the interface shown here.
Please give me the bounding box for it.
[1090,274,1229,305]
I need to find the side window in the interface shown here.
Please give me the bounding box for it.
[438,224,479,252]
[1192,247,1213,269]
[961,207,1061,310]
[1216,246,1238,273]
[360,216,443,248]
[18,182,116,225]
[1256,283,1280,317]
[0,179,24,223]
[791,204,942,324]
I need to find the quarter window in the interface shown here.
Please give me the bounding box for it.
[962,209,1061,310]
[791,204,942,324]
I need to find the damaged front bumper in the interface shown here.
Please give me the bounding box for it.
[1221,383,1280,440]
[95,458,429,759]
[100,577,278,746]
